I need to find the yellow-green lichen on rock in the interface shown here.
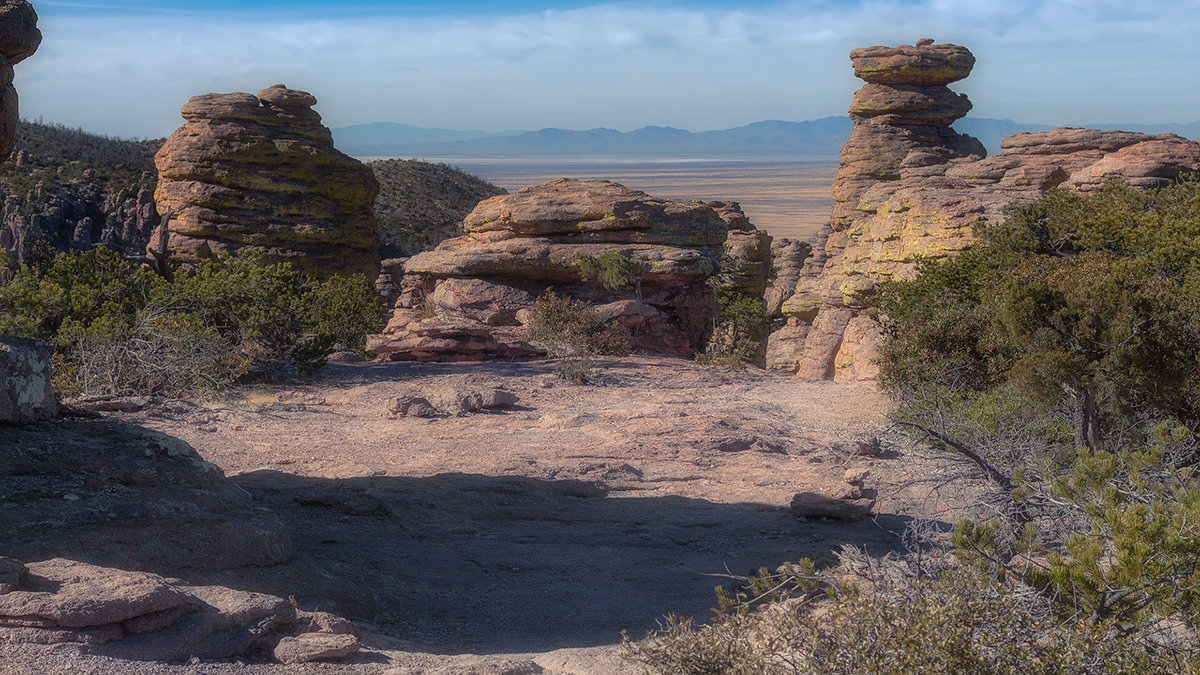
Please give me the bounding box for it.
[154,84,380,280]
[768,38,1200,382]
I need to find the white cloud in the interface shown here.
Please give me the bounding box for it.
[16,0,1200,138]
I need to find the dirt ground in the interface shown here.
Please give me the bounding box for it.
[2,355,982,673]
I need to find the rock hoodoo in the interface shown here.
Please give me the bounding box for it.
[0,0,39,162]
[771,40,1200,381]
[366,178,726,360]
[154,84,380,279]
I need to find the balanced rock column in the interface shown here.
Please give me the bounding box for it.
[367,178,726,360]
[154,85,379,279]
[0,0,40,162]
[771,40,1200,381]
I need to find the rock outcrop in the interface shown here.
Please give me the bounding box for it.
[154,84,379,279]
[771,40,1200,381]
[0,178,160,266]
[367,178,726,360]
[0,559,360,663]
[0,1,39,162]
[1,420,291,571]
[0,336,57,424]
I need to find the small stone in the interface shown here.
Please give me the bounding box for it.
[844,467,871,485]
[849,437,882,457]
[273,632,360,664]
[388,396,437,418]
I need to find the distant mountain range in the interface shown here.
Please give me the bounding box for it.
[333,118,1200,160]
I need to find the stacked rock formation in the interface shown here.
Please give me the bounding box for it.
[771,40,1200,381]
[367,178,726,360]
[0,1,39,162]
[154,84,379,279]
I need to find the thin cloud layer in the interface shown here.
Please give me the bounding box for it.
[19,0,1200,138]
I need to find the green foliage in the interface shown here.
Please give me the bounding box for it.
[880,179,1200,437]
[627,562,1194,674]
[699,287,771,368]
[0,247,384,397]
[522,290,630,383]
[572,251,651,299]
[301,273,387,351]
[369,159,506,257]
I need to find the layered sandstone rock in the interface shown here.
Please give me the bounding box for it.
[0,336,57,424]
[154,84,379,278]
[708,200,772,297]
[0,1,39,162]
[772,40,1200,381]
[367,178,725,360]
[0,559,360,663]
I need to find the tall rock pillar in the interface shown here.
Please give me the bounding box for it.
[777,40,985,380]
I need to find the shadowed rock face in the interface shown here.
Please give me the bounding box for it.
[770,40,1200,381]
[367,178,728,360]
[154,84,380,279]
[0,0,40,162]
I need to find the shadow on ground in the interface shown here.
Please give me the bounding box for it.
[3,412,918,656]
[210,469,915,654]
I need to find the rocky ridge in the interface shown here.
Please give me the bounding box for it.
[367,178,731,360]
[154,85,380,279]
[770,40,1200,380]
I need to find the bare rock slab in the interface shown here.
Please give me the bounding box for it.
[0,559,187,630]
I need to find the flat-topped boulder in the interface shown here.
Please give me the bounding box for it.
[154,84,379,279]
[770,40,1200,381]
[464,177,727,246]
[850,42,975,86]
[369,179,727,360]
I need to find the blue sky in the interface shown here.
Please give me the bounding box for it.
[19,1,1200,139]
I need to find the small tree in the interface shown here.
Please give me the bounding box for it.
[573,251,650,300]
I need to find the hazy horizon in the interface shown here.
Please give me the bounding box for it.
[17,1,1200,140]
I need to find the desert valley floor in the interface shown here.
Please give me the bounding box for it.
[1,356,986,674]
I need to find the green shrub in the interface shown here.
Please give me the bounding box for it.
[573,251,650,299]
[626,563,1196,674]
[699,287,771,368]
[0,247,384,397]
[522,290,629,383]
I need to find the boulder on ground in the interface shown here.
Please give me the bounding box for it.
[790,488,876,522]
[0,336,58,424]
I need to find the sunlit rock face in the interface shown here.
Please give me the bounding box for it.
[154,85,380,279]
[366,178,729,361]
[770,39,1200,382]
